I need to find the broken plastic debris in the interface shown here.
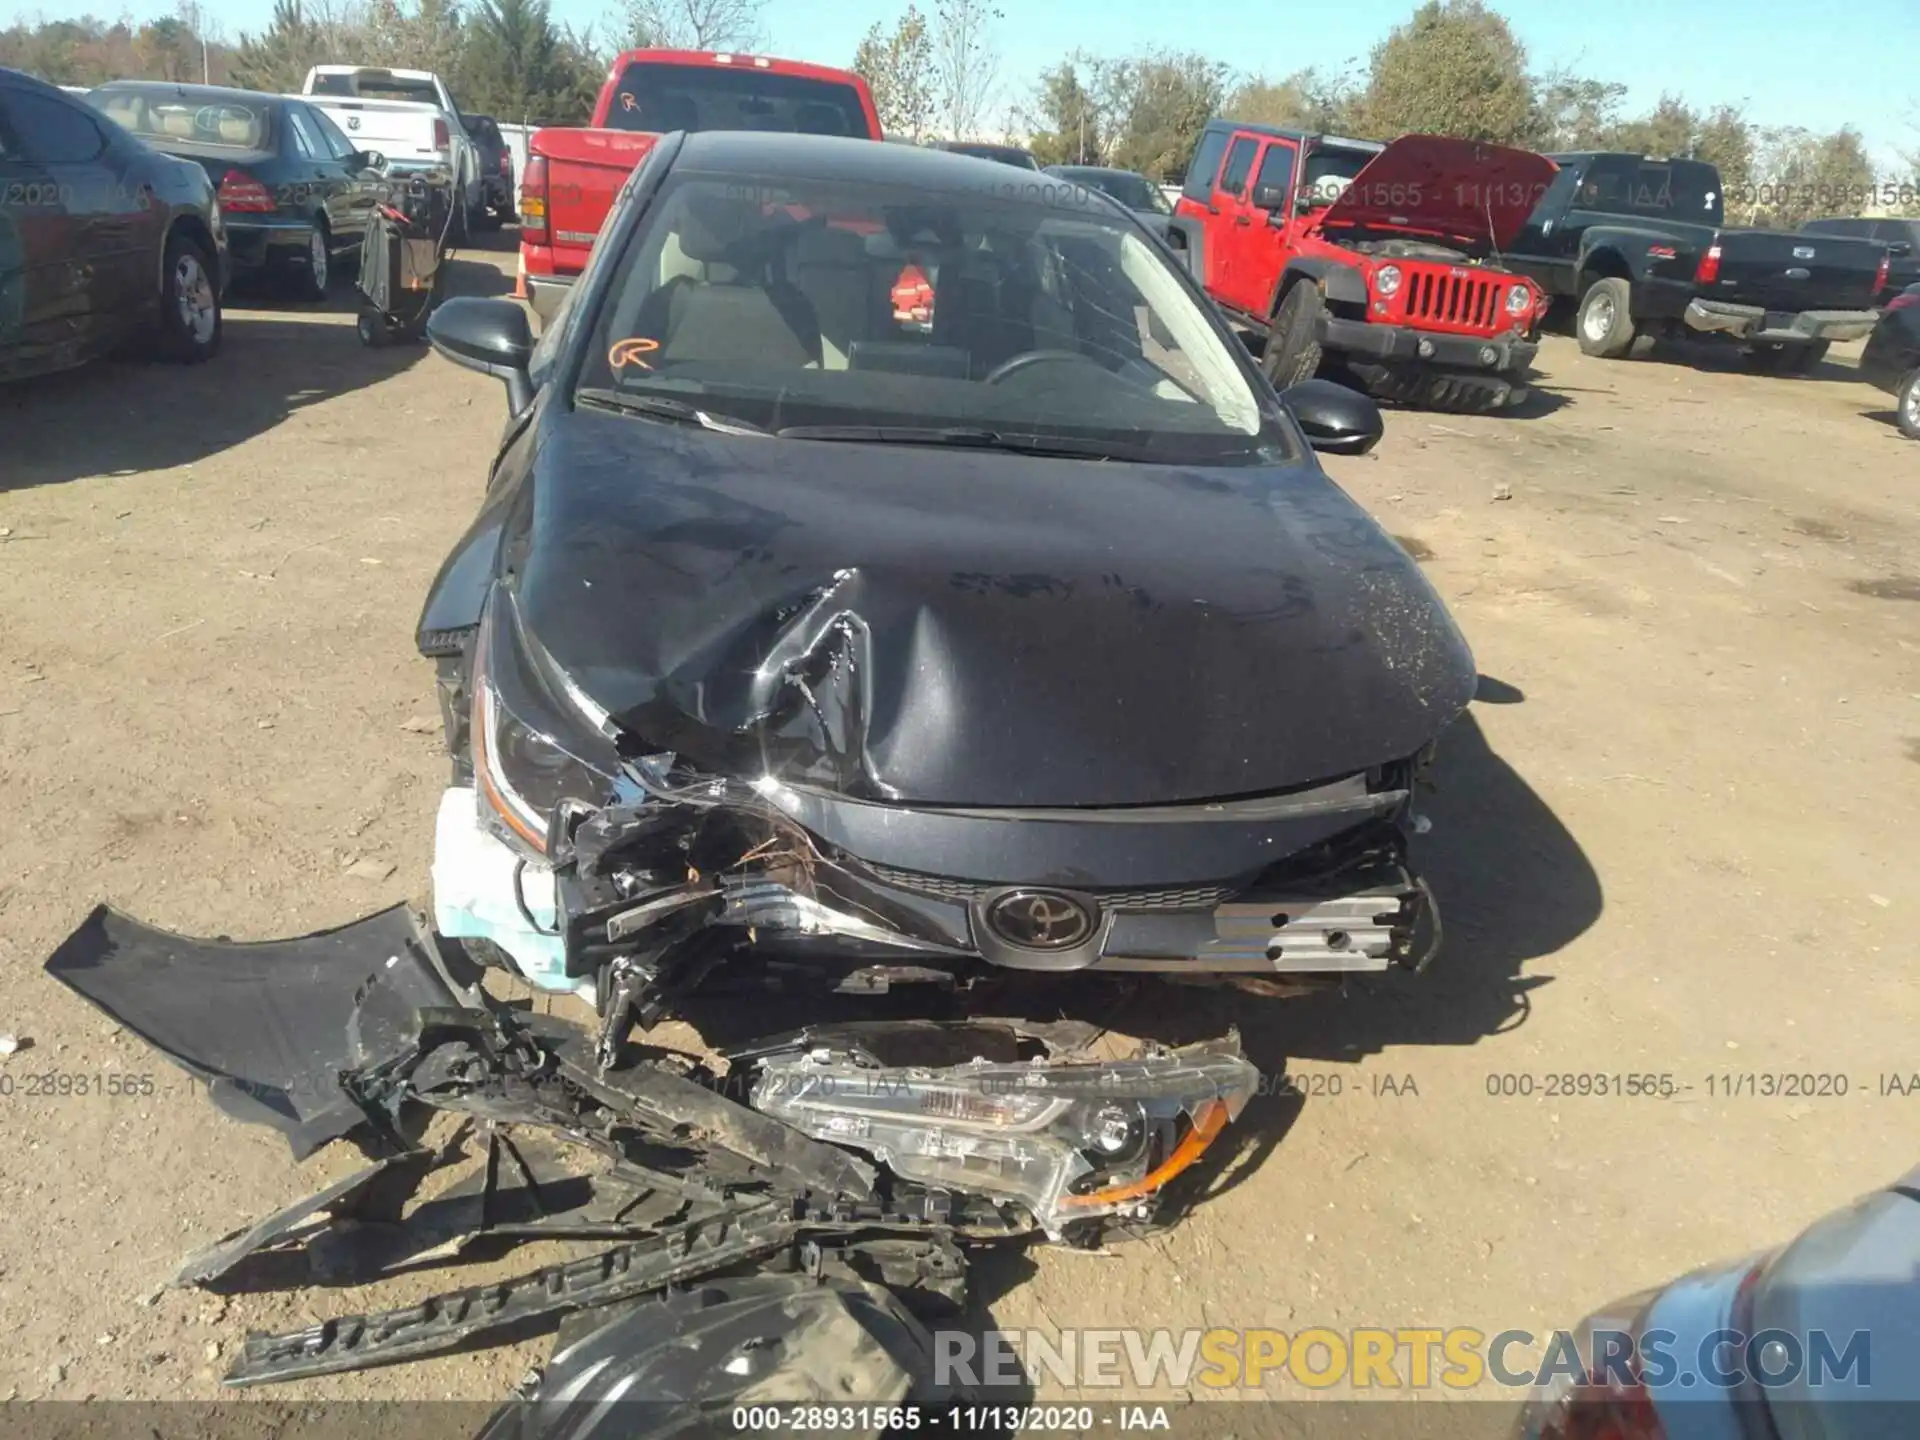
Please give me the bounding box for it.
[0,1033,20,1056]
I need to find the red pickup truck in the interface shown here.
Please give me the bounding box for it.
[519,48,883,322]
[1170,122,1555,412]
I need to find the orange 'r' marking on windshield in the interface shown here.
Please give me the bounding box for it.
[610,337,661,369]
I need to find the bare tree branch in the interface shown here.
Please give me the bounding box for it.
[622,0,766,50]
[931,0,1001,140]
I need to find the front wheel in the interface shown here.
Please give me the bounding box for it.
[152,229,221,363]
[1262,281,1326,390]
[1898,369,1920,441]
[1575,277,1636,358]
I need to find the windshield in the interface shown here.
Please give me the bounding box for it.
[88,88,271,149]
[578,174,1275,464]
[603,63,869,138]
[1062,170,1171,214]
[1580,159,1724,225]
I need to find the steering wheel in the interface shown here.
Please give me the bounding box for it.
[981,349,1099,386]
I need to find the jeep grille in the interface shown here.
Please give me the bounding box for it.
[1403,270,1505,328]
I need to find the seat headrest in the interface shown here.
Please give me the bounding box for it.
[678,192,773,264]
[217,114,256,144]
[793,103,846,136]
[643,94,698,132]
[160,111,196,138]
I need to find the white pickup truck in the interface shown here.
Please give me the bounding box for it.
[298,66,484,237]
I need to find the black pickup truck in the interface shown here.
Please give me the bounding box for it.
[1504,152,1890,372]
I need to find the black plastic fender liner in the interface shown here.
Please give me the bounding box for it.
[475,1274,958,1440]
[43,903,483,1159]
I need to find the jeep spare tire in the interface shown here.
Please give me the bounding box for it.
[1263,281,1327,390]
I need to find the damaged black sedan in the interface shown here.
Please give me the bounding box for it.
[416,130,1474,1053]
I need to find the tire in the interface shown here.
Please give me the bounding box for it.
[1262,280,1326,390]
[357,310,388,348]
[1575,276,1635,358]
[292,221,331,302]
[1898,370,1920,441]
[152,228,221,363]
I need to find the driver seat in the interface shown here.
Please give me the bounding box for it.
[930,253,1034,379]
[646,193,822,368]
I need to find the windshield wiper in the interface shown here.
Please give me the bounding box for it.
[575,388,771,436]
[775,424,1135,460]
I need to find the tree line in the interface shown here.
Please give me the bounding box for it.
[0,0,785,127]
[5,0,1915,225]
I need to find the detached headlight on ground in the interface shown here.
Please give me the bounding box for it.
[752,1038,1259,1237]
[469,608,611,857]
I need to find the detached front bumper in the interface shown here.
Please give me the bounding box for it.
[1683,299,1880,344]
[1319,315,1538,372]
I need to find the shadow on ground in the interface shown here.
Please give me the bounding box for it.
[0,243,513,493]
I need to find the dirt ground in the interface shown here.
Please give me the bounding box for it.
[2,231,1917,1415]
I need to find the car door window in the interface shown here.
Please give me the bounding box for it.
[307,106,363,164]
[6,86,106,163]
[286,106,326,161]
[1181,129,1229,203]
[1251,141,1296,206]
[1218,137,1258,201]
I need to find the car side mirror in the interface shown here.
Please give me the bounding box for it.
[1284,378,1384,457]
[1251,181,1289,211]
[359,150,388,171]
[428,297,535,412]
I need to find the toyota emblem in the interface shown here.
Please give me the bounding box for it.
[985,890,1096,950]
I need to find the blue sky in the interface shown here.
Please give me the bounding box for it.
[13,0,1915,168]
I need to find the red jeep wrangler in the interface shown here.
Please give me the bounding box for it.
[1172,122,1557,412]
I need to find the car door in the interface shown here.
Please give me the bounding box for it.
[1242,137,1299,313]
[1207,133,1261,312]
[304,103,379,247]
[0,88,72,374]
[1506,159,1585,296]
[0,81,126,356]
[283,103,352,245]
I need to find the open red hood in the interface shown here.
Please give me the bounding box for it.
[1318,134,1558,253]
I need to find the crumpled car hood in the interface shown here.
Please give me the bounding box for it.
[511,411,1475,807]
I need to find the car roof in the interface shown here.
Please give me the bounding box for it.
[1,66,72,96]
[672,131,1071,190]
[1550,151,1714,164]
[91,79,287,106]
[1048,165,1141,178]
[1203,119,1384,153]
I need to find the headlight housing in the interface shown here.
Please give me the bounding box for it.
[1506,284,1534,317]
[1373,264,1403,298]
[752,1038,1259,1237]
[470,599,616,858]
